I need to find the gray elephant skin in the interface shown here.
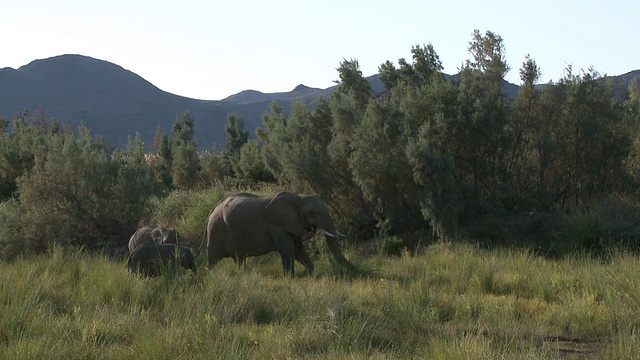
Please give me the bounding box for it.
[127,242,197,277]
[202,192,352,275]
[128,226,179,253]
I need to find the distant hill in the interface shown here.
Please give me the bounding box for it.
[223,84,330,104]
[0,55,302,149]
[614,69,640,88]
[0,54,638,150]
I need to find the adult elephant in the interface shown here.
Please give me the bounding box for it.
[127,242,196,277]
[128,226,179,253]
[202,192,352,275]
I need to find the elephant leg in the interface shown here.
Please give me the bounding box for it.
[233,255,247,269]
[270,228,296,275]
[280,251,295,275]
[207,240,226,271]
[207,252,221,271]
[294,239,314,274]
[207,258,219,271]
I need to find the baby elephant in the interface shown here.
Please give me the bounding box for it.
[128,226,180,253]
[127,242,197,277]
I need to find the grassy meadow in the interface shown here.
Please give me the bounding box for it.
[1,241,640,359]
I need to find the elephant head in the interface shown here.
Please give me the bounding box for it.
[265,192,352,270]
[129,226,181,253]
[151,227,179,245]
[177,246,196,273]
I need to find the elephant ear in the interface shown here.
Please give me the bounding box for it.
[164,228,178,244]
[265,192,308,237]
[151,228,163,243]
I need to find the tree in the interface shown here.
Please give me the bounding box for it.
[171,111,200,189]
[261,101,331,191]
[258,101,288,180]
[256,94,372,235]
[172,110,195,146]
[0,116,8,135]
[406,117,462,238]
[443,29,511,217]
[466,29,510,97]
[379,60,400,90]
[113,134,155,234]
[412,43,444,84]
[249,30,640,243]
[224,113,249,158]
[199,147,232,186]
[625,79,640,181]
[401,30,512,235]
[234,139,274,183]
[335,58,372,111]
[554,67,629,206]
[150,125,164,153]
[350,101,422,234]
[148,125,172,194]
[507,55,544,209]
[172,142,200,189]
[382,43,444,90]
[0,115,54,199]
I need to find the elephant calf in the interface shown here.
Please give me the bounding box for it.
[128,226,180,253]
[127,242,196,277]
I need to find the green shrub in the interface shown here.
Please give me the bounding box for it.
[4,130,154,257]
[150,189,225,246]
[0,199,25,259]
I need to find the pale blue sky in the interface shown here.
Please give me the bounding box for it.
[2,0,638,100]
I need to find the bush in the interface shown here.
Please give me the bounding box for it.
[0,199,25,259]
[464,195,640,257]
[150,189,225,247]
[3,129,154,258]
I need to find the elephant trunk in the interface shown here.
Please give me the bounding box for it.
[321,224,355,271]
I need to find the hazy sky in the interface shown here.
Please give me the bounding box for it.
[2,0,638,100]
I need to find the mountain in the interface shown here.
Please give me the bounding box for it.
[223,84,330,104]
[222,76,388,104]
[614,70,640,88]
[0,55,302,149]
[1,55,638,150]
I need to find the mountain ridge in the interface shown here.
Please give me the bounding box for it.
[221,84,330,104]
[1,54,638,150]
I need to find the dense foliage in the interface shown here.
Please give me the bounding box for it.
[1,29,639,259]
[259,30,640,243]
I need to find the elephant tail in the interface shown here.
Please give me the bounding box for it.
[194,198,224,258]
[126,251,136,273]
[194,221,208,259]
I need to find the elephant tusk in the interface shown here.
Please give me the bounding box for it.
[322,229,336,238]
[336,230,346,237]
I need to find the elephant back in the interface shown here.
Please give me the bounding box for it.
[128,226,155,253]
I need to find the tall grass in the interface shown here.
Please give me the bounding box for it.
[1,242,639,359]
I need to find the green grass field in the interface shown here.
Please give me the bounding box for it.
[1,242,639,359]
